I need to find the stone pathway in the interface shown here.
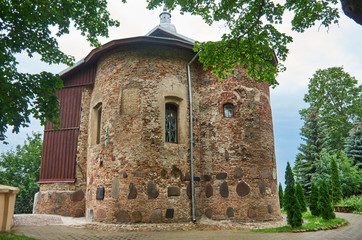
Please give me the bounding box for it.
[11,213,362,240]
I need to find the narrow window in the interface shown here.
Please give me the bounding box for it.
[96,104,102,144]
[165,103,177,143]
[223,103,233,118]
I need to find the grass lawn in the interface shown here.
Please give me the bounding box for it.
[252,211,348,233]
[0,232,36,240]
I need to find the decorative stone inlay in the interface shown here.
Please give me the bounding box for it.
[259,179,266,195]
[147,181,159,199]
[187,183,191,199]
[184,173,191,181]
[205,184,213,198]
[150,209,162,222]
[123,171,128,178]
[161,169,168,179]
[96,209,106,219]
[96,187,105,200]
[216,172,227,180]
[249,167,258,178]
[234,167,244,179]
[168,187,180,197]
[194,176,201,181]
[261,168,271,179]
[195,208,202,217]
[225,150,229,160]
[111,178,120,199]
[128,183,137,199]
[236,181,250,197]
[205,209,212,218]
[226,207,234,218]
[71,190,84,202]
[166,209,174,218]
[132,211,142,223]
[248,208,256,218]
[220,181,229,198]
[203,175,211,181]
[114,210,130,223]
[268,205,273,214]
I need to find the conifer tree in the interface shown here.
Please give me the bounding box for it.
[296,182,307,212]
[330,156,342,204]
[345,124,362,169]
[294,109,326,197]
[278,182,284,209]
[284,162,303,227]
[309,182,320,216]
[318,180,336,220]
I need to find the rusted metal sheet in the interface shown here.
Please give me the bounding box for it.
[45,87,83,130]
[39,129,78,182]
[61,64,96,87]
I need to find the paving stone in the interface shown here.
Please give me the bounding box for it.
[205,184,213,198]
[114,210,130,223]
[128,183,137,199]
[236,181,250,197]
[219,181,229,198]
[168,187,180,197]
[147,181,159,199]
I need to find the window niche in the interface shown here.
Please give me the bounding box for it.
[223,103,234,118]
[91,102,102,145]
[165,103,178,143]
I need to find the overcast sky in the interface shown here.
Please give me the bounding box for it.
[1,1,361,186]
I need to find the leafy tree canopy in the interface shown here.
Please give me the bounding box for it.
[0,132,42,213]
[301,67,361,152]
[0,0,120,142]
[147,0,344,86]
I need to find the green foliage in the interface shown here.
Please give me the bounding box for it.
[318,180,336,220]
[311,149,332,186]
[345,123,362,169]
[278,182,283,209]
[337,196,362,213]
[284,162,303,227]
[294,109,326,197]
[302,67,362,152]
[296,182,307,212]
[330,156,342,204]
[0,232,36,240]
[0,0,120,142]
[252,211,347,232]
[147,0,341,86]
[309,182,320,216]
[0,133,42,213]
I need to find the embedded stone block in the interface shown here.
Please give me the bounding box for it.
[128,183,137,199]
[115,210,130,223]
[216,172,227,180]
[166,209,174,218]
[268,205,273,214]
[226,207,234,218]
[261,168,271,179]
[203,175,211,181]
[111,178,120,199]
[205,209,212,218]
[205,184,213,198]
[147,181,159,199]
[71,190,84,202]
[259,179,266,195]
[96,187,105,200]
[150,209,162,222]
[234,167,244,179]
[220,181,229,198]
[248,208,256,218]
[236,181,250,197]
[132,211,142,223]
[168,187,180,197]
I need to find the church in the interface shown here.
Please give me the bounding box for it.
[34,10,281,223]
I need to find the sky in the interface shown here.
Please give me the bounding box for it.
[1,1,361,186]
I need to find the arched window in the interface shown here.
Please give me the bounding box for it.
[94,103,102,144]
[165,103,177,143]
[223,103,234,118]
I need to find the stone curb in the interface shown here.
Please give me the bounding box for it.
[291,221,348,233]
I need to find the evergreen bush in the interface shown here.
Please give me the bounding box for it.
[296,182,307,212]
[309,182,320,216]
[318,180,336,220]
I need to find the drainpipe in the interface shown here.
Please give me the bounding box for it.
[187,49,201,223]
